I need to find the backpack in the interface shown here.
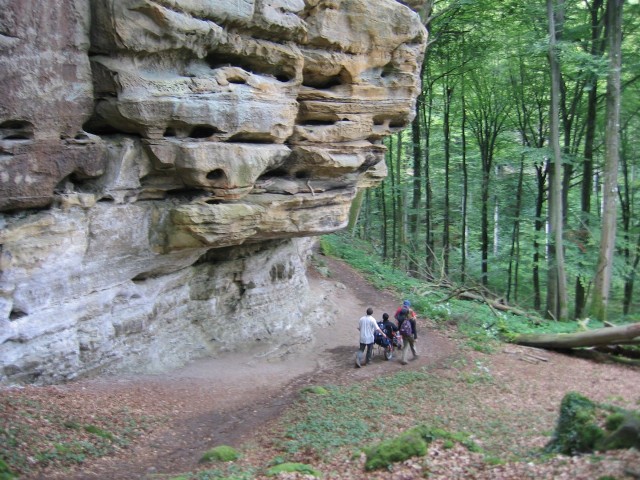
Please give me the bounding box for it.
[399,317,413,337]
[397,307,409,321]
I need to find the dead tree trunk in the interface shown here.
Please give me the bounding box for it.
[513,323,640,349]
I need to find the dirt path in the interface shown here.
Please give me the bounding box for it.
[36,256,455,479]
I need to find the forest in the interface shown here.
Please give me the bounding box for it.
[351,0,640,323]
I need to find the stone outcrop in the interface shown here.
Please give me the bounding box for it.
[0,0,427,384]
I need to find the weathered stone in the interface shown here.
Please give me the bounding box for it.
[0,0,427,384]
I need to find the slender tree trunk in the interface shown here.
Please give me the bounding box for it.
[397,131,406,268]
[590,0,623,321]
[534,164,546,311]
[381,178,389,261]
[388,135,397,263]
[507,154,525,303]
[424,92,435,279]
[410,97,424,275]
[460,73,468,284]
[443,84,453,276]
[546,0,569,320]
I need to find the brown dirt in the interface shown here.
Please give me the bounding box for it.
[3,255,640,480]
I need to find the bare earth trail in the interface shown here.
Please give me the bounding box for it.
[43,256,456,480]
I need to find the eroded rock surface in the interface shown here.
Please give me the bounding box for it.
[0,0,427,384]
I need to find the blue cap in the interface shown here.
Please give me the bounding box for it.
[403,300,410,307]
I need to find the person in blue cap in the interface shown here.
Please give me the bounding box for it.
[394,300,418,364]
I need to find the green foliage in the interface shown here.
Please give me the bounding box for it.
[264,462,321,477]
[0,459,17,480]
[199,446,240,464]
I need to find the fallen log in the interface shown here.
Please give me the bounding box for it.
[512,322,640,349]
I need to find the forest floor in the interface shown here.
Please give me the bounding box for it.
[2,254,640,480]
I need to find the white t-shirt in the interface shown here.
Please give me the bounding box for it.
[358,314,379,344]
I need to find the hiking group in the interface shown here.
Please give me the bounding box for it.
[355,300,419,368]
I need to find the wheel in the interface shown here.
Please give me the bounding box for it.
[384,346,393,360]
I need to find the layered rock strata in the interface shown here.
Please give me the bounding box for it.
[0,0,427,384]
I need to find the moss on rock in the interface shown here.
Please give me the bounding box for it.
[546,392,640,455]
[545,392,604,455]
[199,445,240,463]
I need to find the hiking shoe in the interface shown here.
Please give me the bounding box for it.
[355,352,362,368]
[401,361,408,365]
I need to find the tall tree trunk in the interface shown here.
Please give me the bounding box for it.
[424,92,435,279]
[546,0,569,320]
[534,164,546,311]
[410,96,424,276]
[397,131,406,268]
[443,84,453,276]
[381,178,389,261]
[590,0,623,321]
[388,135,397,263]
[507,154,525,303]
[575,0,605,319]
[460,71,468,284]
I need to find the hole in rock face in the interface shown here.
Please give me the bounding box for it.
[381,62,396,78]
[295,170,309,179]
[262,168,288,178]
[227,76,247,84]
[189,125,219,138]
[9,309,27,321]
[1,119,34,140]
[300,118,336,126]
[163,127,177,137]
[227,132,274,144]
[82,120,121,136]
[205,52,295,83]
[206,169,226,181]
[301,73,342,90]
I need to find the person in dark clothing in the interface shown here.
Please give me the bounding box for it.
[395,300,419,364]
[379,312,398,338]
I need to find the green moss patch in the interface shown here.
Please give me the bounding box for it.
[300,386,329,396]
[363,425,433,471]
[199,445,240,463]
[265,462,321,477]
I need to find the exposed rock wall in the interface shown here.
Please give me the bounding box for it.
[0,0,427,384]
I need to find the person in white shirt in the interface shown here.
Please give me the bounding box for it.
[356,307,386,367]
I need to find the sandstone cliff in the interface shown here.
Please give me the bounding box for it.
[0,0,426,384]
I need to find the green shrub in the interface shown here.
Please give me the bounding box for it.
[265,462,321,477]
[199,445,240,463]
